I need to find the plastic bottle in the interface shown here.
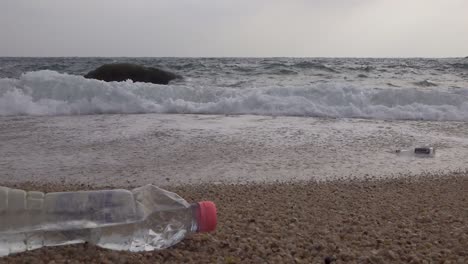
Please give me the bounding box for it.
[0,185,217,256]
[395,147,435,157]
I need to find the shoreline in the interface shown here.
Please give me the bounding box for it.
[1,113,467,262]
[2,114,468,186]
[1,173,467,263]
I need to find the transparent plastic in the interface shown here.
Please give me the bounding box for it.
[0,185,214,256]
[395,147,435,157]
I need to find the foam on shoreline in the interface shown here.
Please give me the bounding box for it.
[1,114,468,186]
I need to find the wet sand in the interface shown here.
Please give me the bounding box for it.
[1,174,467,263]
[2,114,468,186]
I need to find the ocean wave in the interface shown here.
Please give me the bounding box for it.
[292,62,338,72]
[1,70,468,121]
[261,62,289,69]
[274,69,298,75]
[451,62,468,70]
[414,80,438,87]
[170,62,207,70]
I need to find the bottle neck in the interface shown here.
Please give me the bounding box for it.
[190,203,200,232]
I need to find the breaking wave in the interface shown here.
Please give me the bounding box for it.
[1,70,468,121]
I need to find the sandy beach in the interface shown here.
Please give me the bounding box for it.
[0,175,467,263]
[0,114,467,263]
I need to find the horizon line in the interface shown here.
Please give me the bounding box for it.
[0,55,466,59]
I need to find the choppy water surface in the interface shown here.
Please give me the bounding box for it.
[1,57,467,120]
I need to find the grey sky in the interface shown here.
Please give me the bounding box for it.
[1,0,467,57]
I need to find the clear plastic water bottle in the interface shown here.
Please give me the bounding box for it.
[395,147,435,157]
[0,185,217,256]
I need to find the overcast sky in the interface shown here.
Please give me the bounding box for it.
[1,0,467,57]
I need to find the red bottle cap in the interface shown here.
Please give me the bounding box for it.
[196,201,217,232]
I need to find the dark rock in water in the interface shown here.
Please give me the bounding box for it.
[84,63,180,85]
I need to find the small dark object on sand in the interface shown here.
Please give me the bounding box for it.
[84,63,181,85]
[324,256,336,264]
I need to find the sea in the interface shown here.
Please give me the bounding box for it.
[1,57,468,120]
[1,57,468,185]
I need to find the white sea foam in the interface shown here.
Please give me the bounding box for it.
[1,70,468,121]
